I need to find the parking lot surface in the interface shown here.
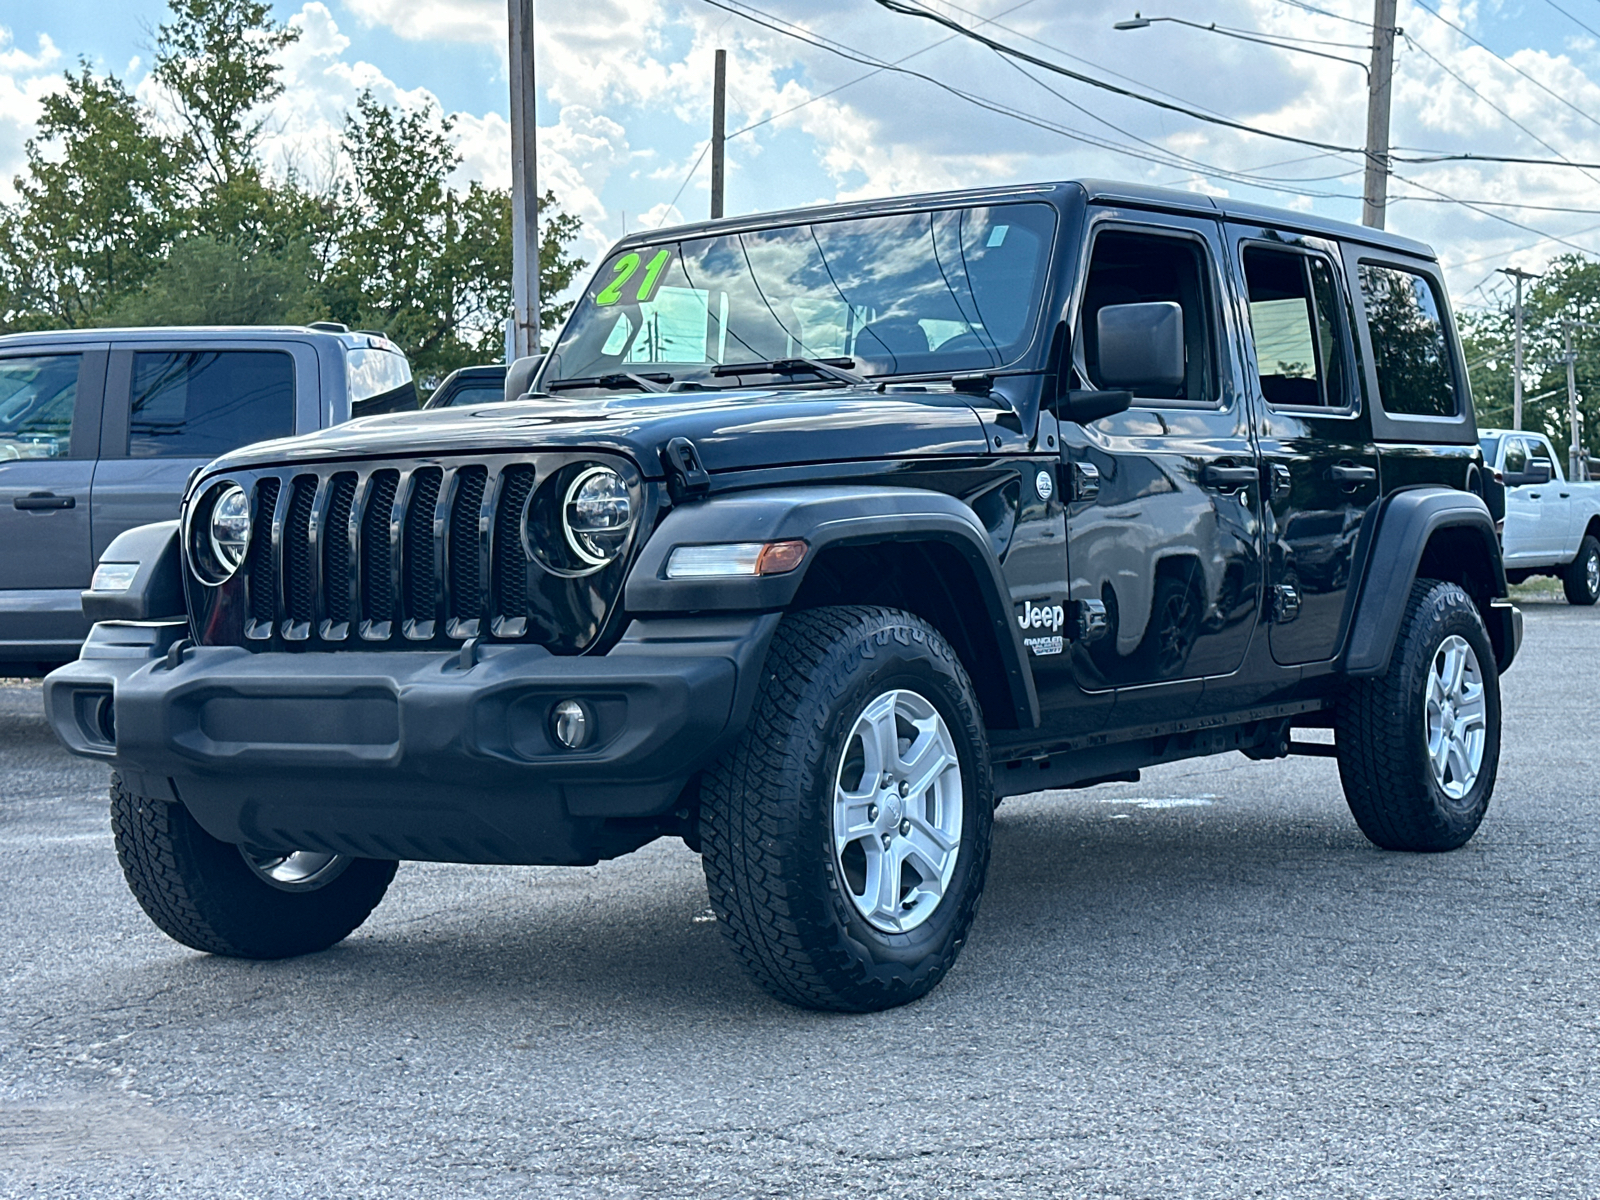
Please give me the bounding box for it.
[2,602,1597,1198]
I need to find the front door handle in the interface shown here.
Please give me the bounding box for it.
[1328,464,1377,485]
[13,493,75,510]
[1201,463,1257,491]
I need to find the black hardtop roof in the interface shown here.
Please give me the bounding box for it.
[0,325,408,354]
[615,179,1435,261]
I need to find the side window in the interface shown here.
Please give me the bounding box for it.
[1241,247,1351,408]
[1357,263,1457,418]
[0,355,81,460]
[1081,230,1218,404]
[129,351,294,458]
[1503,438,1528,475]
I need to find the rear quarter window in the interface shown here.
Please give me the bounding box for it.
[1357,262,1458,418]
[128,350,294,458]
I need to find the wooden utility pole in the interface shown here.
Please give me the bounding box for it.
[1362,0,1398,229]
[508,0,540,357]
[1500,267,1539,430]
[711,49,727,219]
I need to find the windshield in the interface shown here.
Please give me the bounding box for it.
[544,202,1057,392]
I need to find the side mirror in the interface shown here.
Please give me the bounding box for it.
[1097,301,1185,391]
[1527,459,1553,485]
[505,353,546,402]
[1062,388,1133,424]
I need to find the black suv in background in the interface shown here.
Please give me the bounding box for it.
[0,324,415,673]
[45,181,1517,1012]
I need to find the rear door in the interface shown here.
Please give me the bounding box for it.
[91,343,302,557]
[1229,230,1379,664]
[0,349,106,655]
[1059,212,1264,724]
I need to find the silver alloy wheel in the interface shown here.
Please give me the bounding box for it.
[239,848,352,892]
[1587,548,1599,597]
[832,689,963,933]
[1424,634,1487,801]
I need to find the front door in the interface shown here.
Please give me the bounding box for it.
[1059,215,1264,723]
[0,349,106,657]
[1230,231,1380,664]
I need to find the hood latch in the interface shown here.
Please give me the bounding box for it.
[662,436,711,503]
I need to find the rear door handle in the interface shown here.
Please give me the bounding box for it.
[13,493,75,510]
[1328,465,1377,485]
[1201,463,1257,491]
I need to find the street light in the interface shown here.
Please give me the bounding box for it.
[1112,13,1370,77]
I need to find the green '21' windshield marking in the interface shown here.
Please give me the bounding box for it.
[595,248,673,306]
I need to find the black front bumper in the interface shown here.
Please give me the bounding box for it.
[45,614,779,865]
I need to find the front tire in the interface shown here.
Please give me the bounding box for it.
[1563,534,1600,605]
[700,606,993,1012]
[1335,580,1500,851]
[110,775,397,958]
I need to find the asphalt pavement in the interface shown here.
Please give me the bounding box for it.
[2,601,1597,1198]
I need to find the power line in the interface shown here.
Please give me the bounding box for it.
[1409,0,1600,136]
[1542,0,1600,42]
[1273,0,1371,28]
[870,0,1600,171]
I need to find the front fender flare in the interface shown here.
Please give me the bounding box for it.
[1341,487,1507,677]
[625,486,1040,728]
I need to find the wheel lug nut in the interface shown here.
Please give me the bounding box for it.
[898,781,910,798]
[867,804,879,821]
[881,832,893,849]
[899,818,912,836]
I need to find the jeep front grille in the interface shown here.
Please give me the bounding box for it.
[208,454,641,653]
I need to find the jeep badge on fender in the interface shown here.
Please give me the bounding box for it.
[42,179,1520,1015]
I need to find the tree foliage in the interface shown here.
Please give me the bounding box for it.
[0,0,585,385]
[1462,255,1600,469]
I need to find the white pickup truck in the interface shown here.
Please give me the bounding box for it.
[1480,428,1600,605]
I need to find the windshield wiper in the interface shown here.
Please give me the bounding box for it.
[547,372,673,394]
[711,357,866,386]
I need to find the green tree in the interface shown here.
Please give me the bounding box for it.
[326,91,585,384]
[0,65,181,328]
[94,235,317,327]
[1462,255,1600,470]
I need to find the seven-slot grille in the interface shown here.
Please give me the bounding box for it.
[237,459,544,645]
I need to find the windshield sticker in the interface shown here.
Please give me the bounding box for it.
[636,249,672,303]
[595,248,674,307]
[987,225,1010,247]
[595,253,641,306]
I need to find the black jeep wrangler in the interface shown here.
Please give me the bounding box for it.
[45,181,1520,1012]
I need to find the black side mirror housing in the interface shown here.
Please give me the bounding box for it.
[1096,301,1185,391]
[1063,388,1133,425]
[1527,459,1553,485]
[505,353,546,402]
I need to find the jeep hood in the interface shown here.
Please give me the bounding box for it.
[204,386,993,478]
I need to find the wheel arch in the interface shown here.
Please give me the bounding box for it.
[624,486,1040,730]
[1341,487,1511,677]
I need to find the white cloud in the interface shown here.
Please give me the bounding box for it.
[0,28,64,202]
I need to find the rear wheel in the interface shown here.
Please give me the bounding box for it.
[110,775,397,958]
[1563,534,1600,605]
[1335,580,1500,851]
[700,606,993,1012]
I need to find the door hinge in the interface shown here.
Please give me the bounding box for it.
[1073,598,1109,643]
[1070,460,1101,502]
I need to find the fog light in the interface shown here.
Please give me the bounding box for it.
[551,699,591,749]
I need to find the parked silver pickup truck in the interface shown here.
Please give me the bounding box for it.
[0,324,416,673]
[1479,428,1600,604]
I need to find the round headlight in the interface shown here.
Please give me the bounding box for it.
[208,484,252,578]
[563,466,632,566]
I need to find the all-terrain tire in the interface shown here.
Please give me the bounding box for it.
[700,606,993,1012]
[1335,580,1501,852]
[1563,534,1600,605]
[110,775,397,958]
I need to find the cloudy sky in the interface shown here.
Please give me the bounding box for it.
[4,0,1600,315]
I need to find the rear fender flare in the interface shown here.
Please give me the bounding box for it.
[625,486,1040,728]
[1341,487,1507,676]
